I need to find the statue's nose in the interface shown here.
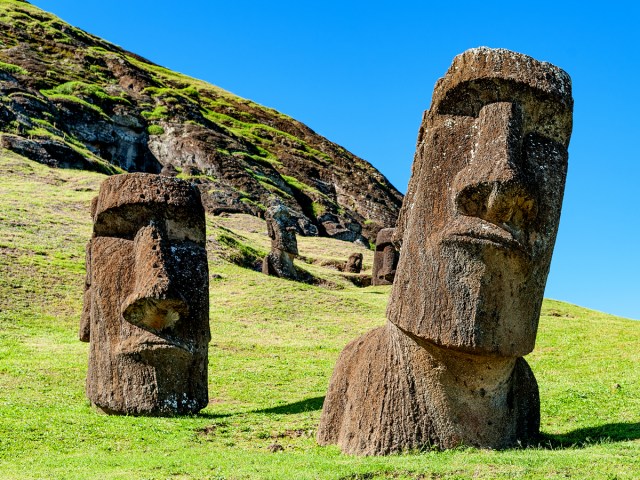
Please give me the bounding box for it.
[453,102,538,233]
[121,222,188,331]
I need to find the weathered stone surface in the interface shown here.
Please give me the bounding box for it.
[318,47,573,454]
[318,322,540,455]
[0,134,111,172]
[262,203,299,280]
[371,227,399,286]
[80,173,210,415]
[344,252,363,274]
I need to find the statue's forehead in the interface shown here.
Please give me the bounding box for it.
[92,173,203,220]
[91,173,206,242]
[432,47,572,109]
[428,48,573,147]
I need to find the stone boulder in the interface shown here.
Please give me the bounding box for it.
[80,173,210,415]
[317,47,573,454]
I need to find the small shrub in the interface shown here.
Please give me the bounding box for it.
[141,105,169,120]
[88,64,104,74]
[146,124,165,136]
[311,201,326,217]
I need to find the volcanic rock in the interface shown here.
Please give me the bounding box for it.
[371,228,399,286]
[262,203,299,280]
[317,47,573,454]
[80,173,210,415]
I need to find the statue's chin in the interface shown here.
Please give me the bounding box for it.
[415,239,540,358]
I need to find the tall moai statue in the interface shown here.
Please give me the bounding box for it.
[317,48,573,454]
[262,203,299,280]
[80,173,210,415]
[371,228,399,286]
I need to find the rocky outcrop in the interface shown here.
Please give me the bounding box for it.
[0,1,402,243]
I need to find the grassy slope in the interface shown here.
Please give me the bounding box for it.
[0,152,638,479]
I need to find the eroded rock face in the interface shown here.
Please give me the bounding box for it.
[317,47,573,454]
[371,228,399,286]
[344,253,363,274]
[262,203,299,280]
[80,173,210,415]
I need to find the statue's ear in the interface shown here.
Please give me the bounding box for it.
[79,240,92,342]
[90,195,98,220]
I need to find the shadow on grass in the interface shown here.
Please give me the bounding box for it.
[197,396,325,420]
[539,422,640,448]
[253,396,325,415]
[196,411,235,419]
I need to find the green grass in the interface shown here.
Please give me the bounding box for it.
[0,60,27,75]
[39,92,110,120]
[0,152,639,479]
[146,124,165,136]
[141,105,170,121]
[41,81,131,106]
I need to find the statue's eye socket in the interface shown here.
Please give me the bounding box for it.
[93,209,158,239]
[93,204,199,241]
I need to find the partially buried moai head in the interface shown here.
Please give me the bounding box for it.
[387,48,573,357]
[80,173,210,415]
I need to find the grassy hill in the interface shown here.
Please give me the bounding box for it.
[0,152,639,479]
[0,0,403,244]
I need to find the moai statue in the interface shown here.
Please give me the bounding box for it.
[80,173,210,415]
[262,204,299,280]
[317,48,573,454]
[344,252,363,274]
[371,228,399,286]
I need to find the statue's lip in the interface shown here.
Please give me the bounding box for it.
[443,219,530,258]
[117,337,195,356]
[137,340,192,351]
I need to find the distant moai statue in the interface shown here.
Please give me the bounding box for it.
[317,48,573,454]
[80,173,210,415]
[262,203,299,280]
[371,228,399,286]
[344,252,363,273]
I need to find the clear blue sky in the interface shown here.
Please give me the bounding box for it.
[30,1,640,320]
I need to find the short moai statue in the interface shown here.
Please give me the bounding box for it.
[80,173,210,415]
[317,48,573,454]
[262,204,299,280]
[371,228,399,286]
[344,252,363,273]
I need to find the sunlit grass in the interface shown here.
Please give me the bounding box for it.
[0,153,639,479]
